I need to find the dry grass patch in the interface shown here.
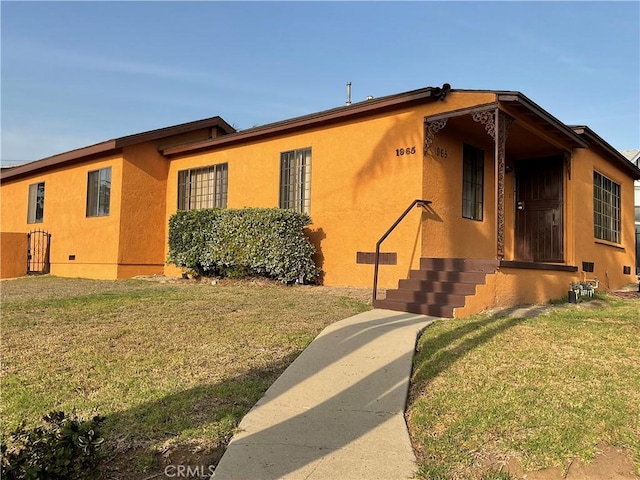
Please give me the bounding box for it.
[407,294,640,480]
[1,276,371,477]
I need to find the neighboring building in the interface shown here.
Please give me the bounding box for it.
[621,149,640,274]
[2,85,639,317]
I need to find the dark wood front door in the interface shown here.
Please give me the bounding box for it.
[515,157,564,262]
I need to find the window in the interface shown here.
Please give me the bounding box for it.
[177,163,228,210]
[462,144,484,220]
[279,148,311,214]
[86,167,112,217]
[27,182,45,224]
[593,171,621,243]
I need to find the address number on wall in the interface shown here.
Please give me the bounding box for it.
[395,146,417,156]
[435,146,448,159]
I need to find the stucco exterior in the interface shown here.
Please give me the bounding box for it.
[1,87,638,317]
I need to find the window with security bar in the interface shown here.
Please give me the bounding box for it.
[462,144,484,221]
[279,148,311,214]
[593,171,621,243]
[27,182,45,223]
[177,163,228,210]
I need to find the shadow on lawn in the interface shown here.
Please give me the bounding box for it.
[99,353,301,478]
[100,311,528,479]
[412,314,528,389]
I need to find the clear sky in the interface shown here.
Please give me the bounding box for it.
[1,1,639,165]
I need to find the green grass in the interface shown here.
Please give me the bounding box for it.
[0,276,371,476]
[407,294,640,479]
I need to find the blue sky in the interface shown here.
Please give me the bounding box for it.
[2,1,639,165]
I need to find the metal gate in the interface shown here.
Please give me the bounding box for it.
[27,230,51,275]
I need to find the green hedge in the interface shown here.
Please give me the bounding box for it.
[1,411,105,480]
[167,208,319,283]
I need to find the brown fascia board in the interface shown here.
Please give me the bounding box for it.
[114,115,235,147]
[0,116,236,182]
[0,140,120,182]
[162,86,442,157]
[570,125,640,179]
[494,92,588,148]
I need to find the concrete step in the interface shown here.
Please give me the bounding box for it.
[385,289,466,307]
[419,257,499,273]
[397,279,478,295]
[374,299,455,318]
[408,269,487,284]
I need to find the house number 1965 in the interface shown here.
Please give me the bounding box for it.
[396,146,416,156]
[435,146,448,159]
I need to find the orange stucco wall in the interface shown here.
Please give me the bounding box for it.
[455,269,577,318]
[570,149,637,289]
[117,143,168,278]
[453,145,637,317]
[421,128,497,260]
[0,156,124,279]
[165,92,498,288]
[0,232,27,279]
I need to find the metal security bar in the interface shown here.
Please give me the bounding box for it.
[27,230,51,275]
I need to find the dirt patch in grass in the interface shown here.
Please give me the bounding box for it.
[1,276,371,478]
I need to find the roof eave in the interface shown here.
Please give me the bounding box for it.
[162,86,441,157]
[0,116,236,182]
[115,115,235,148]
[570,126,640,179]
[497,92,588,149]
[0,140,119,182]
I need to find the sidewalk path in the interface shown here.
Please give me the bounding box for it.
[213,309,435,480]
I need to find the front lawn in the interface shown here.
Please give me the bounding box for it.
[0,276,371,477]
[407,294,640,479]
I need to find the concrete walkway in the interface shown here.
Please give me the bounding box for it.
[213,309,436,480]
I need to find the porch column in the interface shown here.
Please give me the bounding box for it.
[471,109,514,259]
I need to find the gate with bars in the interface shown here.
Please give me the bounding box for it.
[27,230,51,275]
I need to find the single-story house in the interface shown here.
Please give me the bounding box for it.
[2,85,639,317]
[621,149,640,273]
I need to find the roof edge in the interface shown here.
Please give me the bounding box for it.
[0,140,119,182]
[162,85,445,156]
[496,92,588,148]
[0,116,236,182]
[570,125,640,179]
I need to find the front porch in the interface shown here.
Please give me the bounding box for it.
[374,95,588,317]
[374,257,578,318]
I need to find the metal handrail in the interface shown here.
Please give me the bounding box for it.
[372,199,431,303]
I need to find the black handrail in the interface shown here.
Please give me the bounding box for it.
[372,199,431,303]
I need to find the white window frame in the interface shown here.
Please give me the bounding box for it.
[279,148,311,214]
[177,163,228,210]
[27,182,45,224]
[86,167,112,217]
[593,170,621,243]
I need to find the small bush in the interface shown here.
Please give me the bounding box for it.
[1,411,105,480]
[167,208,319,283]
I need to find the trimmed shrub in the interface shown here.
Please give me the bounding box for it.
[1,411,105,480]
[167,208,319,283]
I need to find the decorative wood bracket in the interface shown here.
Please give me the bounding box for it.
[423,118,447,155]
[471,110,496,139]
